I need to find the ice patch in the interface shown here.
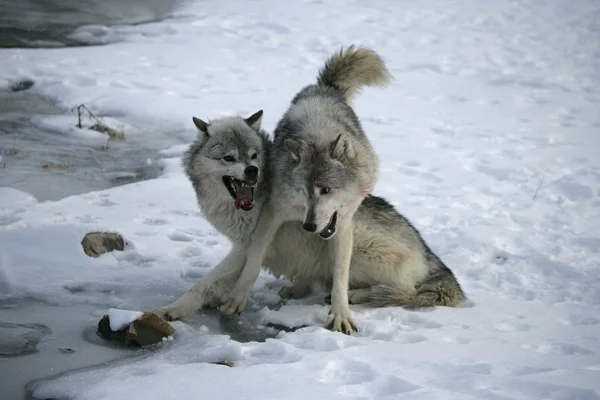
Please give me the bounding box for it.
[0,187,38,209]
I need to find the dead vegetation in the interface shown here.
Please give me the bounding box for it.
[41,162,75,171]
[73,104,125,141]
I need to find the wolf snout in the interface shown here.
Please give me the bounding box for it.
[303,222,317,232]
[244,166,258,181]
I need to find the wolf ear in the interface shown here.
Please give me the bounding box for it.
[244,110,263,131]
[330,134,355,160]
[192,117,210,137]
[285,138,306,161]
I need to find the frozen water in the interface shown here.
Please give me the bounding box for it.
[1,0,600,399]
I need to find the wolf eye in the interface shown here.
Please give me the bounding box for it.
[223,155,235,162]
[321,187,331,195]
[251,153,258,160]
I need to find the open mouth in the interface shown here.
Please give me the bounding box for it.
[319,211,337,239]
[222,176,256,211]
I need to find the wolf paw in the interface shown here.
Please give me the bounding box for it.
[153,302,195,321]
[278,283,312,300]
[219,292,250,316]
[325,308,357,335]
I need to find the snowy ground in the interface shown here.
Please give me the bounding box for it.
[1,0,600,399]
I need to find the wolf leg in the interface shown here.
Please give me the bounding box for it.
[325,226,357,335]
[153,247,246,320]
[220,205,281,315]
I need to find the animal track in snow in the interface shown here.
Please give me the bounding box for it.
[93,198,117,207]
[395,333,429,344]
[178,268,205,280]
[494,322,531,332]
[560,315,600,326]
[403,314,443,329]
[168,230,194,242]
[75,215,98,223]
[243,340,301,365]
[523,342,593,356]
[442,336,472,344]
[140,217,169,225]
[178,247,203,258]
[367,375,421,396]
[499,378,600,400]
[279,330,364,352]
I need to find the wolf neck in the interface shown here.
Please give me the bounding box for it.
[192,180,263,244]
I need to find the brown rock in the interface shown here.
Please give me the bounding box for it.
[97,312,175,347]
[126,313,176,347]
[82,232,125,258]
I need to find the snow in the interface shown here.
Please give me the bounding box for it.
[107,308,144,331]
[1,0,600,399]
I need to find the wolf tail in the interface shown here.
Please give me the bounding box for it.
[367,270,466,309]
[317,45,392,103]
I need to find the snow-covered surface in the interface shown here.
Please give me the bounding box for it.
[107,308,144,331]
[1,0,600,399]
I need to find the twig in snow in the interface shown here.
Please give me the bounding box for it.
[532,176,545,200]
[72,104,125,140]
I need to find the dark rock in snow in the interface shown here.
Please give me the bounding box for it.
[9,78,34,92]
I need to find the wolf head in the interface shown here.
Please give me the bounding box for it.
[284,134,361,240]
[184,110,267,211]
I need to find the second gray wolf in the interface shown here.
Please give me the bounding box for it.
[218,46,391,334]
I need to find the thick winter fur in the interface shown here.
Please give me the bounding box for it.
[154,47,465,331]
[216,46,392,335]
[153,111,271,318]
[317,45,391,104]
[264,196,465,310]
[155,124,466,319]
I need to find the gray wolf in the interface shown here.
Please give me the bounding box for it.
[218,45,392,334]
[154,48,466,333]
[153,110,271,318]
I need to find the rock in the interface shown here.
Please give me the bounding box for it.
[126,313,176,347]
[9,79,35,92]
[97,312,175,347]
[81,232,125,258]
[211,361,234,367]
[0,322,51,357]
[58,347,78,354]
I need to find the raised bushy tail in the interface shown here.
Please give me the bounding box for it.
[317,45,392,103]
[368,271,466,309]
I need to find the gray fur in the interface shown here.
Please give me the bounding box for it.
[218,46,393,335]
[154,46,465,331]
[317,45,392,104]
[265,195,466,309]
[182,113,271,244]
